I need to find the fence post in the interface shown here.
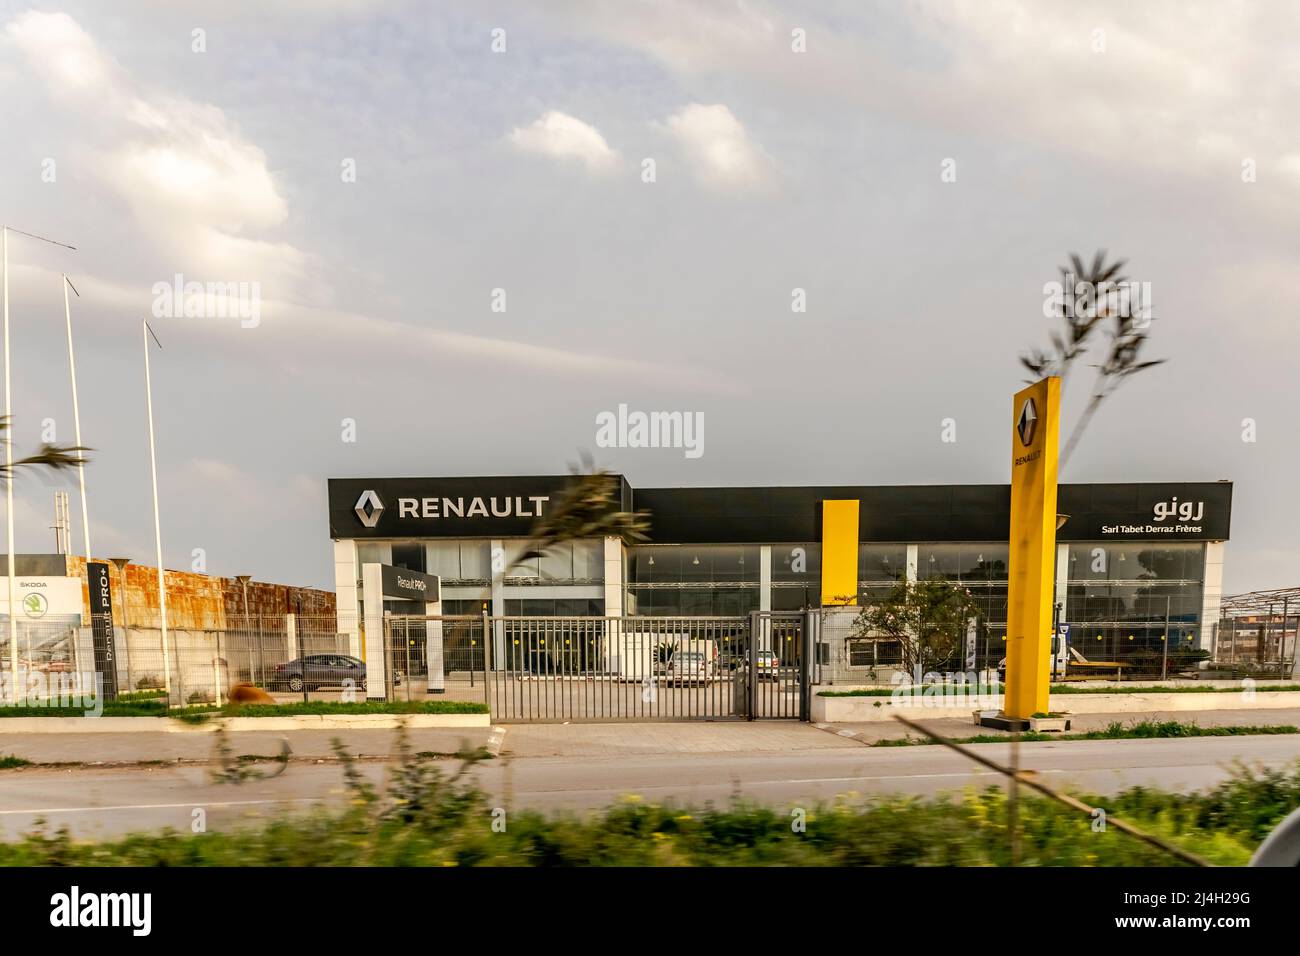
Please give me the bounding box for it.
[172,628,183,707]
[481,610,492,712]
[298,616,309,704]
[213,630,223,706]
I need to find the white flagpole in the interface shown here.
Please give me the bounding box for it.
[142,320,171,699]
[63,276,91,559]
[3,227,14,703]
[0,227,75,704]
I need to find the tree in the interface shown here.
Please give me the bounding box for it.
[0,417,88,481]
[1021,250,1165,467]
[849,575,982,680]
[514,454,651,568]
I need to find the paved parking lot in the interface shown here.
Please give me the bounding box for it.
[271,674,804,721]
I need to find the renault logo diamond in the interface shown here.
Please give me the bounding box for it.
[354,489,385,528]
[1017,398,1038,447]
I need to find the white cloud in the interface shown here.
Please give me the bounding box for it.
[508,110,620,173]
[263,300,744,395]
[5,8,112,91]
[531,0,1300,211]
[661,103,774,193]
[5,10,307,294]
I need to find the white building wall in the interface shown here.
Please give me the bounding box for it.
[1200,541,1226,652]
[333,539,360,656]
[603,537,624,618]
[759,545,772,612]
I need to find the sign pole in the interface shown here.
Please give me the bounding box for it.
[2,227,14,703]
[1002,376,1061,724]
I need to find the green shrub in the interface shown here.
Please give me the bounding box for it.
[0,735,1293,867]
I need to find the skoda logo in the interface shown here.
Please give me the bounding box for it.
[354,489,385,528]
[1016,398,1038,447]
[23,593,48,618]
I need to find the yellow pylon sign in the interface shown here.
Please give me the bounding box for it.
[1004,377,1060,720]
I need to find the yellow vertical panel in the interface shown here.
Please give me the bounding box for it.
[820,500,860,606]
[1004,376,1061,720]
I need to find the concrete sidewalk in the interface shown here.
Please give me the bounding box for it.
[1,706,1296,766]
[0,722,861,764]
[497,721,861,757]
[0,727,496,765]
[819,706,1300,745]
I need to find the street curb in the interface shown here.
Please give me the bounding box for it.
[811,690,1300,723]
[0,713,492,733]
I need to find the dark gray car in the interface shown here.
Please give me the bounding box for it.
[272,654,375,692]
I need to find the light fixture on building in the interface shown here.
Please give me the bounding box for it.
[692,556,700,566]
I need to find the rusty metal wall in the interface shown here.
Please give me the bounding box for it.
[64,556,335,631]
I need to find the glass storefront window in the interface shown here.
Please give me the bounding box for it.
[630,547,680,583]
[772,584,817,611]
[357,543,389,569]
[539,543,574,582]
[426,540,491,583]
[1067,542,1205,583]
[859,545,906,582]
[426,542,460,579]
[1067,583,1202,624]
[390,542,425,572]
[441,597,490,615]
[916,544,1008,582]
[572,540,604,581]
[629,546,759,584]
[503,598,604,616]
[625,585,760,616]
[773,544,820,582]
[504,541,540,579]
[458,541,490,581]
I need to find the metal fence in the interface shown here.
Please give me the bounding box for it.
[0,615,364,706]
[811,611,1227,687]
[378,612,810,721]
[1209,617,1300,679]
[0,611,813,718]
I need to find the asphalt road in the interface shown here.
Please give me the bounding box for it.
[1,733,1296,840]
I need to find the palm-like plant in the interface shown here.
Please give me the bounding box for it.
[0,417,89,480]
[1021,250,1164,468]
[513,453,651,570]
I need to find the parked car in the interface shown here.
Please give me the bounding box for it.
[271,654,399,692]
[665,650,714,685]
[755,650,781,681]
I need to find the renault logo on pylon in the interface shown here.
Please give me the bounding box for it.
[354,489,385,528]
[1017,398,1038,447]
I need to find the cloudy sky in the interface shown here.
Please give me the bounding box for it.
[0,0,1295,592]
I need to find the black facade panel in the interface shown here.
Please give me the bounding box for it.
[329,477,1232,544]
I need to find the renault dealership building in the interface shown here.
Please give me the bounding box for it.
[327,476,1232,665]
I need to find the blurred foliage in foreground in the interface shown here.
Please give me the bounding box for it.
[3,735,1296,866]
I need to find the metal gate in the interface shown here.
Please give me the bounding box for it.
[381,612,809,722]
